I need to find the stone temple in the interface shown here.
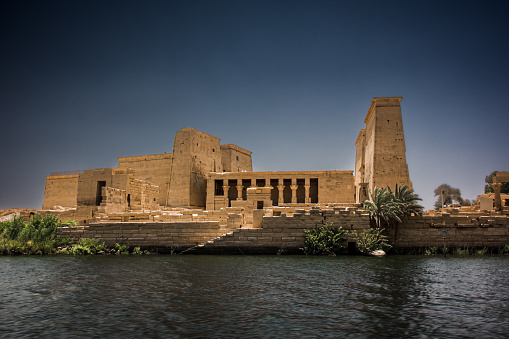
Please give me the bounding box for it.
[42,97,411,224]
[6,96,504,253]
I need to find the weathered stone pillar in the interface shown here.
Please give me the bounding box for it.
[291,178,298,204]
[494,183,502,210]
[277,178,284,204]
[222,185,229,196]
[251,178,256,188]
[236,184,243,200]
[304,178,311,203]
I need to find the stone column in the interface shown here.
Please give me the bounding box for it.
[251,178,256,188]
[277,178,284,204]
[222,185,229,197]
[291,178,298,204]
[305,177,311,203]
[237,184,243,200]
[494,183,502,210]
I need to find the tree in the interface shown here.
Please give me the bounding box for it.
[433,184,463,211]
[461,199,475,206]
[484,171,509,194]
[362,187,402,228]
[387,184,424,218]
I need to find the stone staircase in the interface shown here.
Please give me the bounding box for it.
[179,229,240,254]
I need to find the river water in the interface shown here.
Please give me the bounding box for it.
[1,255,508,338]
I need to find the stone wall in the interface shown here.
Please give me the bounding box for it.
[390,214,509,250]
[77,168,131,206]
[318,171,355,204]
[42,174,79,209]
[197,207,371,254]
[117,153,173,206]
[220,144,252,172]
[57,221,241,252]
[55,208,509,254]
[168,128,223,208]
[358,97,412,195]
[97,187,126,214]
[127,176,159,210]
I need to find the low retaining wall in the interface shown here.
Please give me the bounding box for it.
[57,221,238,252]
[57,209,509,254]
[390,214,509,250]
[195,209,371,254]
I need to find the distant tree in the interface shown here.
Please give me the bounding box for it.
[461,199,475,206]
[484,171,509,194]
[433,184,463,211]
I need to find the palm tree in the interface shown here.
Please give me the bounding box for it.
[362,187,402,228]
[388,184,424,219]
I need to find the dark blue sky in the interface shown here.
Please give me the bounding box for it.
[1,0,508,210]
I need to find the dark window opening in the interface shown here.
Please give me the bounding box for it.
[242,179,250,200]
[215,180,224,196]
[257,201,264,209]
[96,181,106,206]
[283,179,292,203]
[256,179,265,187]
[270,179,279,206]
[310,178,318,203]
[297,179,305,203]
[127,194,131,207]
[228,179,237,207]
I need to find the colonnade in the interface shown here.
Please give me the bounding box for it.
[216,177,315,204]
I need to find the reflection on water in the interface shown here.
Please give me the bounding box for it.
[1,255,508,338]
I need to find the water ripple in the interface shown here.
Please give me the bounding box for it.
[0,255,508,338]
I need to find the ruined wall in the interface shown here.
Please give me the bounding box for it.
[42,174,79,209]
[168,128,223,208]
[57,220,241,250]
[221,144,252,172]
[97,187,127,214]
[360,97,411,193]
[76,168,131,206]
[389,214,509,250]
[126,176,159,210]
[118,153,172,206]
[318,171,355,204]
[196,207,370,254]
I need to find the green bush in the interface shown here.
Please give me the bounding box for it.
[0,215,73,255]
[455,247,469,255]
[78,238,105,253]
[303,224,347,255]
[352,228,391,255]
[115,243,129,254]
[425,246,439,255]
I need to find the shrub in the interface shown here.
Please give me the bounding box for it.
[0,215,72,255]
[303,224,347,255]
[78,238,105,253]
[352,228,391,255]
[455,247,469,255]
[115,243,129,254]
[132,247,143,255]
[425,246,439,255]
